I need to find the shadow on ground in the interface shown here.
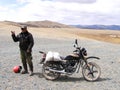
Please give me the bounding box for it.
[54,76,84,82]
[97,77,111,82]
[54,76,111,82]
[33,72,44,78]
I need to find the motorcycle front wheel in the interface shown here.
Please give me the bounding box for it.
[42,63,60,80]
[82,62,101,82]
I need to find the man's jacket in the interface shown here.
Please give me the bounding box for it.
[12,31,34,51]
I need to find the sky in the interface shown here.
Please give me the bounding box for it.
[0,0,120,25]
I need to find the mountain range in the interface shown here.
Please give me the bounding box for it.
[73,25,120,30]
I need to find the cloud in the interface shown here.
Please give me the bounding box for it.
[0,0,120,25]
[53,0,96,4]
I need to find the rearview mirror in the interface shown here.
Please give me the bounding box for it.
[75,39,78,45]
[73,44,76,47]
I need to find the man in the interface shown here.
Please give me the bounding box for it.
[11,25,34,76]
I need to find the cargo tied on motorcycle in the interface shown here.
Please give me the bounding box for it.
[45,51,62,63]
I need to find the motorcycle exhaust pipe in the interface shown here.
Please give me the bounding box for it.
[48,68,67,74]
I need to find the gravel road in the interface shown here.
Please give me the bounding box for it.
[0,35,120,90]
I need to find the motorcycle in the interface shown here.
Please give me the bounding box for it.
[39,39,101,81]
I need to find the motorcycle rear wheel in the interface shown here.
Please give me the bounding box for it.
[42,63,60,80]
[82,62,101,81]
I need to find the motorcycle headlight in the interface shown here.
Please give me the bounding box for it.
[81,48,87,56]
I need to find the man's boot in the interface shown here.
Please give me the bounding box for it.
[29,64,33,76]
[21,63,28,74]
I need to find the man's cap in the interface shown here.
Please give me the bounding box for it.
[21,25,27,29]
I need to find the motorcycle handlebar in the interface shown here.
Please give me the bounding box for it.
[74,44,81,49]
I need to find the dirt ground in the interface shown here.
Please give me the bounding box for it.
[0,23,120,90]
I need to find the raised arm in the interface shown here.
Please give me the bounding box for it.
[11,31,19,42]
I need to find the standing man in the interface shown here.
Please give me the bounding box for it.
[11,25,34,76]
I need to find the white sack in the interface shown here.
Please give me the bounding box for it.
[45,51,61,63]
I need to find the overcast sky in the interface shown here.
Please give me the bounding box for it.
[0,0,120,25]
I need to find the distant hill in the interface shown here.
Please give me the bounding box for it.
[73,25,120,30]
[2,20,72,28]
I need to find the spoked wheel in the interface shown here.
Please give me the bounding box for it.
[42,63,60,80]
[82,62,101,81]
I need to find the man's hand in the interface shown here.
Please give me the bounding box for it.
[11,31,15,35]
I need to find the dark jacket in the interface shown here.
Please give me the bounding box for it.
[12,31,34,51]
